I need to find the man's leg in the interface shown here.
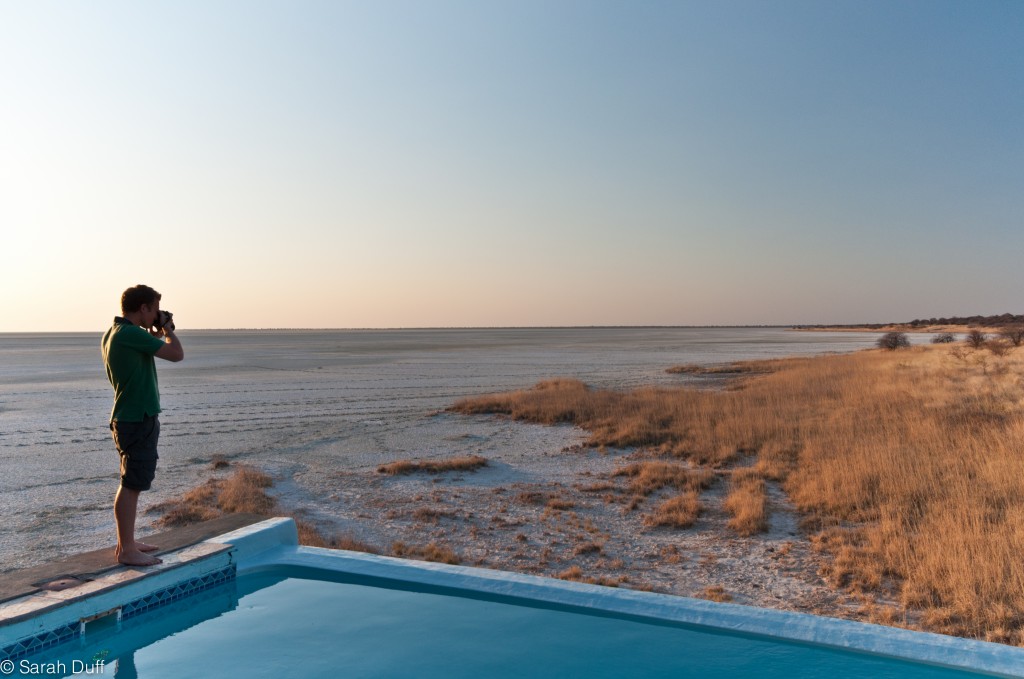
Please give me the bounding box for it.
[112,416,161,564]
[114,485,162,566]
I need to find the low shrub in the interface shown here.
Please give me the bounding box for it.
[966,330,987,349]
[877,332,910,350]
[1000,326,1024,347]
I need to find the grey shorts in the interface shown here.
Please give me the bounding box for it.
[111,415,160,491]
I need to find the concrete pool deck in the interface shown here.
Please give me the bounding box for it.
[0,514,264,606]
[3,516,1024,677]
[0,517,264,662]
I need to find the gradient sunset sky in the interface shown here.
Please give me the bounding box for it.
[2,1,1021,331]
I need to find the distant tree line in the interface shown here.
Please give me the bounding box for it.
[905,313,1024,327]
[797,313,1024,330]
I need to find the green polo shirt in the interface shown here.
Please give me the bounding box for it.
[101,317,166,422]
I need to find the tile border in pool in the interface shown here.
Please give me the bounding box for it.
[1,547,236,663]
[119,564,235,621]
[212,518,1024,679]
[1,566,234,662]
[0,621,80,663]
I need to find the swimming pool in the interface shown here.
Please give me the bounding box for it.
[4,519,1023,678]
[6,566,1007,678]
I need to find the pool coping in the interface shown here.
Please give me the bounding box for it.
[3,517,1023,677]
[0,513,265,605]
[0,515,265,663]
[0,546,236,662]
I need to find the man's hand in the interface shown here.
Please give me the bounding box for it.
[155,324,184,362]
[153,311,175,337]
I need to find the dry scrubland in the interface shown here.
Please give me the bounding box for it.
[450,343,1024,645]
[153,341,1024,645]
[150,464,457,562]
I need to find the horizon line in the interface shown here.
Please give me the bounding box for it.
[0,323,896,334]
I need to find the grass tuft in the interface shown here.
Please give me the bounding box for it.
[699,585,733,602]
[377,455,488,475]
[613,461,714,496]
[643,493,701,528]
[666,361,775,376]
[218,467,275,514]
[724,468,769,535]
[154,467,274,527]
[295,520,381,554]
[391,541,461,564]
[556,565,623,587]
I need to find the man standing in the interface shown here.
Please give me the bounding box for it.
[101,285,184,566]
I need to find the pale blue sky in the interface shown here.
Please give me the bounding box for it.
[2,1,1021,330]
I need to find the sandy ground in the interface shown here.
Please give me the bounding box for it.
[279,418,862,618]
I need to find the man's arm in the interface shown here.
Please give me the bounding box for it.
[155,330,184,362]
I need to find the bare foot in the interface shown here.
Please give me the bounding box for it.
[116,547,163,567]
[137,542,159,552]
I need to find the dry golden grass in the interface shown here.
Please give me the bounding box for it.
[577,481,617,492]
[294,519,329,547]
[153,480,222,526]
[613,461,715,496]
[515,490,554,506]
[451,378,591,423]
[377,455,488,475]
[660,544,684,564]
[452,344,1024,644]
[411,507,457,524]
[295,520,381,553]
[218,467,275,514]
[666,360,774,376]
[644,492,701,528]
[391,541,461,564]
[153,467,275,527]
[699,585,733,603]
[157,502,221,526]
[573,541,604,556]
[556,565,624,587]
[724,468,769,536]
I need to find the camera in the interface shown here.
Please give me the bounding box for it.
[154,310,174,332]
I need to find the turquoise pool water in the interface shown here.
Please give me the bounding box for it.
[12,567,1001,678]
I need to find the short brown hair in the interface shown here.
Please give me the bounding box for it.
[121,284,161,314]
